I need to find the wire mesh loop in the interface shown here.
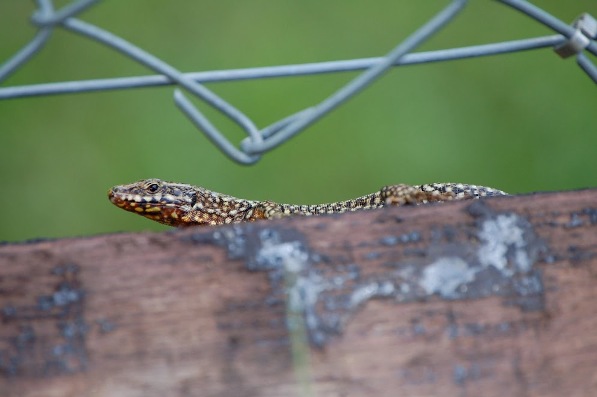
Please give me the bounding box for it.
[1,0,595,163]
[174,90,261,165]
[554,13,597,58]
[241,0,468,155]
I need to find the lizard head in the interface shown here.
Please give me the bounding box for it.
[108,178,196,226]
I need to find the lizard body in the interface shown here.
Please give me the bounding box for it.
[108,179,507,227]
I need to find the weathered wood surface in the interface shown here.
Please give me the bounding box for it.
[1,189,597,397]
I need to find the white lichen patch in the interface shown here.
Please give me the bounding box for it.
[477,214,531,276]
[421,257,476,298]
[349,281,395,307]
[256,240,308,273]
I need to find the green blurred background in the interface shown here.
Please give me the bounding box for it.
[0,1,595,242]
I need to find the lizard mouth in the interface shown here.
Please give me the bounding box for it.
[107,189,126,207]
[108,189,174,212]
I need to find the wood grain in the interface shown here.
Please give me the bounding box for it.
[1,189,597,397]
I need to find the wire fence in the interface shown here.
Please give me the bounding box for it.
[1,0,596,165]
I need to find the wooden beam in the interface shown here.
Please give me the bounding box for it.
[1,189,597,396]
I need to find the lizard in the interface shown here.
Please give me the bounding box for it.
[108,178,508,227]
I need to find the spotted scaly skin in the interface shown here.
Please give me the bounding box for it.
[108,179,508,227]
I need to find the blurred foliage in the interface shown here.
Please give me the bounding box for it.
[0,1,595,241]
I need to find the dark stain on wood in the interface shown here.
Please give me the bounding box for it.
[1,263,87,377]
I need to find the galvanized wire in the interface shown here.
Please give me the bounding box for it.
[1,0,595,164]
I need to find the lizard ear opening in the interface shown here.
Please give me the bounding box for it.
[189,191,197,208]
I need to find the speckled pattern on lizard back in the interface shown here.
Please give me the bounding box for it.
[108,179,507,227]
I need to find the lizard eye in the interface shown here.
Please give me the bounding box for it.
[147,183,160,193]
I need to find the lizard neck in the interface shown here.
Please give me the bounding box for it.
[182,186,258,225]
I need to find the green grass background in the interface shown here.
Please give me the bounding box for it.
[0,1,595,242]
